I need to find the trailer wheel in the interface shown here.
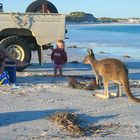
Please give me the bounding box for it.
[0,36,31,71]
[26,0,58,13]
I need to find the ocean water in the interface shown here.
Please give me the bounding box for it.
[66,24,140,60]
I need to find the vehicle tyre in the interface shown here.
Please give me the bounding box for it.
[0,36,31,71]
[26,0,58,13]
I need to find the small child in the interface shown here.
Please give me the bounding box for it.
[51,40,67,76]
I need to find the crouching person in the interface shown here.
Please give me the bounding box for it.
[0,45,20,84]
[51,40,68,76]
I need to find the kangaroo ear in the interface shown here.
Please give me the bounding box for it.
[87,49,91,55]
[87,49,94,56]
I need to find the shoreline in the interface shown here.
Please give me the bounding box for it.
[66,23,140,27]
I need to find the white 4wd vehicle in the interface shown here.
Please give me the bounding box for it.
[0,0,66,71]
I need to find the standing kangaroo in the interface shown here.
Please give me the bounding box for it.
[83,49,140,103]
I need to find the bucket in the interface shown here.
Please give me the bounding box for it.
[5,61,16,83]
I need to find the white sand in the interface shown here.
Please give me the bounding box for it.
[0,48,140,140]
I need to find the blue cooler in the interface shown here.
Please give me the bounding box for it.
[5,62,16,83]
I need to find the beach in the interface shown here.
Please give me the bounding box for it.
[0,25,140,139]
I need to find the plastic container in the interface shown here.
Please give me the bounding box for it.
[5,61,16,83]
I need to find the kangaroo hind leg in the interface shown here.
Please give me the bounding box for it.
[117,83,122,97]
[94,81,109,99]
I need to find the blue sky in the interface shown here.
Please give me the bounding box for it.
[1,0,140,18]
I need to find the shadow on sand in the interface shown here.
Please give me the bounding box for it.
[16,62,93,84]
[23,62,91,73]
[17,61,140,83]
[0,109,117,127]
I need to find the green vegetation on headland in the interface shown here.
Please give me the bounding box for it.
[98,17,119,23]
[66,12,140,24]
[66,12,97,23]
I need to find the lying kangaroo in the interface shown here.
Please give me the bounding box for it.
[83,49,140,103]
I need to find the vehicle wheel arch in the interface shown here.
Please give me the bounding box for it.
[0,28,38,48]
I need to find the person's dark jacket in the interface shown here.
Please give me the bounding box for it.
[0,51,6,62]
[51,48,67,65]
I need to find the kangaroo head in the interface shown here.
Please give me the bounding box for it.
[83,49,95,64]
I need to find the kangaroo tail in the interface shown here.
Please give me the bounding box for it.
[122,78,140,103]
